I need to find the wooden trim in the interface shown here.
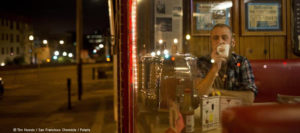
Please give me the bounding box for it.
[241,0,286,36]
[233,0,239,35]
[232,0,240,54]
[287,0,291,58]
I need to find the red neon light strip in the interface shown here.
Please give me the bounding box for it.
[128,0,137,132]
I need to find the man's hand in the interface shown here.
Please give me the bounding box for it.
[211,46,227,71]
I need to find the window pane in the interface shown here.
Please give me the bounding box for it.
[133,0,200,132]
[10,34,14,42]
[1,48,4,55]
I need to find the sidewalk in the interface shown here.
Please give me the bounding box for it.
[39,89,116,133]
[0,79,116,133]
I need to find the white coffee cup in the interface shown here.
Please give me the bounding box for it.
[217,44,230,58]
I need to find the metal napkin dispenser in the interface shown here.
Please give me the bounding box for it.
[140,54,198,111]
[140,55,162,111]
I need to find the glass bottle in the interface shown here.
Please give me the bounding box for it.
[180,88,195,133]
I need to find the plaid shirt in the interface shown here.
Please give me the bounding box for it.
[196,53,258,95]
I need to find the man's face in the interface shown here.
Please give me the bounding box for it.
[210,27,234,52]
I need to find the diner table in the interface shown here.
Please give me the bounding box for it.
[136,108,222,133]
[136,101,279,133]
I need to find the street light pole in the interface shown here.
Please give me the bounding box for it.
[76,0,83,101]
[29,35,34,64]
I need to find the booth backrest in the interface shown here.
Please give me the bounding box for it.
[250,59,300,102]
[221,104,300,133]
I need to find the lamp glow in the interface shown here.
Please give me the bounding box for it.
[68,53,73,58]
[99,44,104,48]
[163,49,169,55]
[156,51,161,55]
[62,51,67,56]
[159,39,163,44]
[164,54,170,59]
[173,38,178,44]
[53,56,58,60]
[54,51,59,56]
[186,34,191,40]
[59,40,64,45]
[151,52,156,57]
[43,40,48,45]
[29,35,34,41]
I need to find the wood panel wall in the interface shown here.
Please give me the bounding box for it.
[189,0,300,60]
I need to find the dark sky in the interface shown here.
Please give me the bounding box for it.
[0,0,109,34]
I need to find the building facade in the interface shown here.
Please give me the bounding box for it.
[0,15,32,66]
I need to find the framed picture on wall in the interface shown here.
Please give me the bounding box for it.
[191,0,233,36]
[241,0,286,36]
[292,0,300,56]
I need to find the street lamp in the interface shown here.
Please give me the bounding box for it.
[59,40,64,45]
[68,53,73,58]
[29,35,34,64]
[186,34,191,40]
[159,39,163,44]
[53,56,58,60]
[54,50,60,56]
[99,44,104,48]
[43,40,48,45]
[63,51,67,56]
[173,38,178,44]
[29,35,34,41]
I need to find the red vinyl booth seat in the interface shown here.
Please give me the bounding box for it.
[221,104,300,133]
[250,59,300,102]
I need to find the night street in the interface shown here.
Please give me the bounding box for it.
[0,64,116,133]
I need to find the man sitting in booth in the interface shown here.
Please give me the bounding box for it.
[195,24,258,104]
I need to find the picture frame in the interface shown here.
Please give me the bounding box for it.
[292,0,300,56]
[191,0,233,36]
[241,0,286,36]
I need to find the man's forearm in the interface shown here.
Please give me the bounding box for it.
[196,64,219,95]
